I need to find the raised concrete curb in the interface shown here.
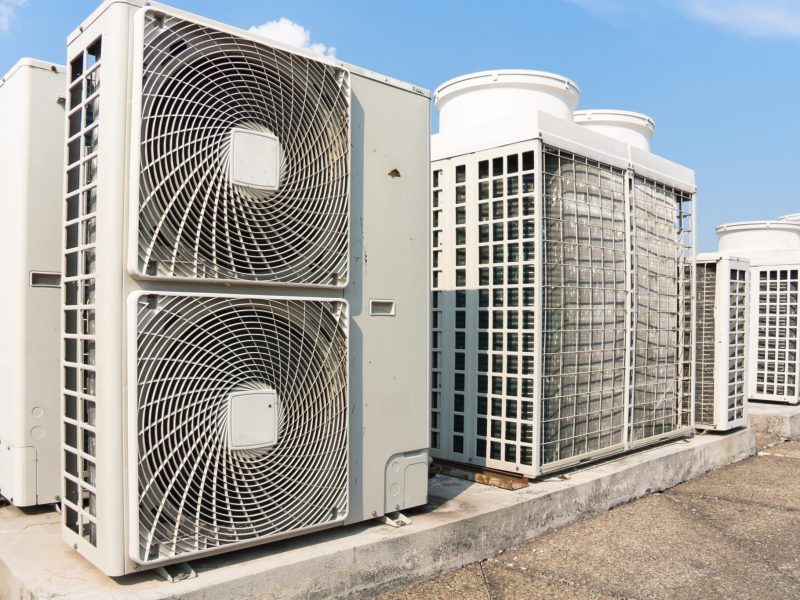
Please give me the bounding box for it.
[0,429,755,600]
[748,402,800,446]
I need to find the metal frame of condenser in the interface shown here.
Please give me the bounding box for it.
[430,117,695,478]
[694,254,749,430]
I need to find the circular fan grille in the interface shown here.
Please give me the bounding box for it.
[135,294,348,562]
[137,13,350,284]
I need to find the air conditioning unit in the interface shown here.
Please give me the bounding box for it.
[693,253,749,430]
[62,1,430,576]
[0,59,65,507]
[717,221,800,405]
[430,71,696,477]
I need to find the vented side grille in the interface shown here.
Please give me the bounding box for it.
[755,269,799,398]
[726,269,747,420]
[631,177,693,440]
[472,150,537,469]
[62,37,102,547]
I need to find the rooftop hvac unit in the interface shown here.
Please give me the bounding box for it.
[430,71,695,477]
[63,1,430,576]
[693,254,749,430]
[717,221,800,405]
[0,59,65,507]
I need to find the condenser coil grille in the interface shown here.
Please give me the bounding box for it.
[630,177,692,440]
[755,269,799,399]
[136,11,350,285]
[694,261,716,424]
[541,147,627,465]
[134,294,348,563]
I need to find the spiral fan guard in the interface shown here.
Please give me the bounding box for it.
[134,293,348,562]
[136,12,350,285]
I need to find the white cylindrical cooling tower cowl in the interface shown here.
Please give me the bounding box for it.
[434,70,580,134]
[573,109,655,152]
[717,220,800,256]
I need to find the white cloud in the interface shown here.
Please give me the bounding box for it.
[249,17,336,57]
[682,0,800,38]
[0,0,26,34]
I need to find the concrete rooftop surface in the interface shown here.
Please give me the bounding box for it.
[379,440,800,600]
[0,429,755,599]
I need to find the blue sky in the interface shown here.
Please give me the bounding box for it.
[1,0,798,251]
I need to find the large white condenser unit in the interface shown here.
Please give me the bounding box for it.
[717,220,800,405]
[0,59,65,507]
[430,71,695,477]
[693,253,749,430]
[62,1,430,576]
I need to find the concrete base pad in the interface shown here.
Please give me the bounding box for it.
[0,430,754,600]
[748,402,800,447]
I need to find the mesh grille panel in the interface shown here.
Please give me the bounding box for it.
[631,178,692,440]
[541,147,626,465]
[694,261,716,424]
[137,12,350,284]
[135,294,348,562]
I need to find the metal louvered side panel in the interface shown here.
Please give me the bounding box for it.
[133,293,348,564]
[429,144,539,475]
[135,10,350,285]
[726,268,747,422]
[62,38,102,548]
[694,261,716,425]
[754,269,799,400]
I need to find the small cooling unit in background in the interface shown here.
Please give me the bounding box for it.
[717,220,800,405]
[693,254,749,431]
[63,1,429,576]
[0,59,65,507]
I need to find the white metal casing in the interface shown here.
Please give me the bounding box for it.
[716,221,800,405]
[0,59,65,507]
[694,253,749,430]
[431,73,695,477]
[63,1,430,576]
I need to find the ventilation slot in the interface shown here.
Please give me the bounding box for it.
[370,300,396,316]
[30,271,61,287]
